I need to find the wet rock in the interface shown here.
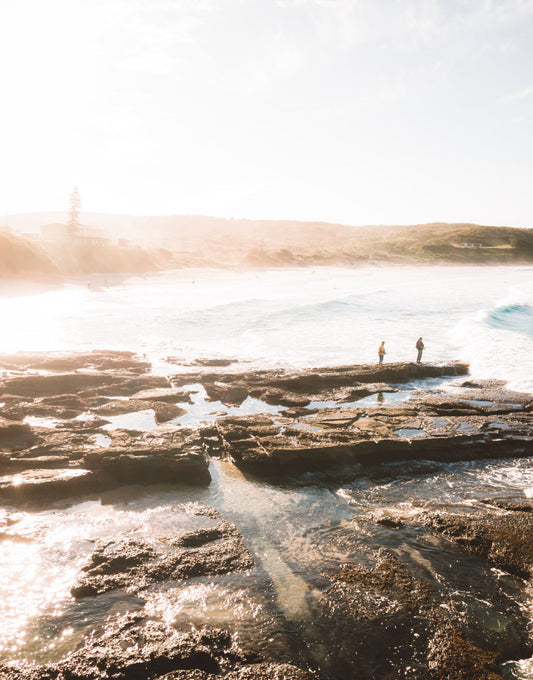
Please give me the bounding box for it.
[96,375,172,397]
[132,387,193,404]
[2,426,210,503]
[335,382,397,403]
[258,389,311,407]
[426,626,504,680]
[462,379,507,390]
[0,468,98,504]
[480,498,533,513]
[83,449,210,487]
[171,361,469,405]
[40,394,89,410]
[210,401,532,476]
[91,398,186,423]
[204,384,249,406]
[0,372,120,397]
[193,358,237,367]
[220,664,313,679]
[71,512,254,597]
[284,517,531,680]
[418,508,533,579]
[0,610,314,680]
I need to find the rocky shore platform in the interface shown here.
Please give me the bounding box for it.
[1,350,532,679]
[1,351,529,500]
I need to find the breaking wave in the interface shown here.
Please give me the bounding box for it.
[487,303,533,337]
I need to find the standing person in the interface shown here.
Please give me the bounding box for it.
[416,337,424,363]
[378,341,386,365]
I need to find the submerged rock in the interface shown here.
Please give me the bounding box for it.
[417,505,533,579]
[282,512,531,679]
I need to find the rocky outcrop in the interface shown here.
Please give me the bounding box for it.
[1,352,532,680]
[0,428,210,504]
[91,398,187,423]
[171,361,469,407]
[71,506,254,598]
[0,417,37,450]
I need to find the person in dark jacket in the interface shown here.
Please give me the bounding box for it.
[416,337,424,363]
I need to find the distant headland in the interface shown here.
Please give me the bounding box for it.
[2,212,533,280]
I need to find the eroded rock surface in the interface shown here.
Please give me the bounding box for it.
[71,506,254,598]
[171,361,469,407]
[0,612,313,680]
[206,383,532,476]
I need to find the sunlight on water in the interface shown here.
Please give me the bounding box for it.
[0,266,531,390]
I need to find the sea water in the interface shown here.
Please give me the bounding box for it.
[0,264,532,391]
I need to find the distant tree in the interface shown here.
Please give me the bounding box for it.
[67,186,81,237]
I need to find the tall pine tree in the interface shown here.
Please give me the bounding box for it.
[67,186,81,238]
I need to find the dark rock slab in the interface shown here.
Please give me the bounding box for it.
[205,387,532,476]
[0,468,98,504]
[204,384,249,406]
[132,387,193,404]
[171,361,469,408]
[81,431,210,487]
[0,372,121,397]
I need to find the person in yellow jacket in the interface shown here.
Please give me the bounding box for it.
[378,341,386,365]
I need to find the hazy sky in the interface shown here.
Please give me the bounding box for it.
[1,0,532,226]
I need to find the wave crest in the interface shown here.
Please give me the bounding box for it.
[487,303,533,337]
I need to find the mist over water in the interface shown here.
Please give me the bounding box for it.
[1,265,531,391]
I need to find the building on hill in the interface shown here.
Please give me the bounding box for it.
[41,223,109,247]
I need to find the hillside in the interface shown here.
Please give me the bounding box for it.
[4,214,533,277]
[0,229,172,282]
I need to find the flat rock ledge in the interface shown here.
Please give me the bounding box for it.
[204,379,532,476]
[171,360,470,406]
[0,351,531,500]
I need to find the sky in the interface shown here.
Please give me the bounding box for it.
[1,0,532,226]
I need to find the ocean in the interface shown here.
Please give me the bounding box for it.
[1,264,532,391]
